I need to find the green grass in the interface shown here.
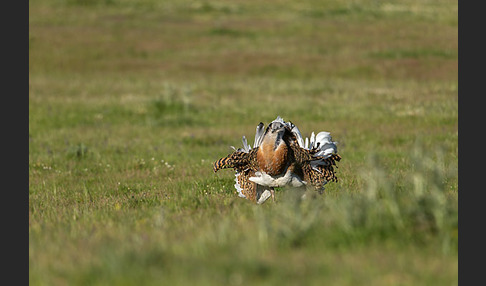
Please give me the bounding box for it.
[29,0,457,285]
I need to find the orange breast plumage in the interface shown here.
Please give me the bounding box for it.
[257,141,288,176]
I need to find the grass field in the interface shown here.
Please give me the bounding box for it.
[29,0,458,285]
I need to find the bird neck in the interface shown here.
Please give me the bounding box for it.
[257,136,288,176]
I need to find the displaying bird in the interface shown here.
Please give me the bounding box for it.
[213,116,341,204]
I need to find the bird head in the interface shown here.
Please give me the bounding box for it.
[268,121,286,134]
[262,120,289,149]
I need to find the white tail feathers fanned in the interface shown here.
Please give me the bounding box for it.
[241,136,250,152]
[254,122,264,148]
[236,123,265,154]
[312,131,337,158]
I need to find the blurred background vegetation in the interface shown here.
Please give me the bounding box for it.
[29,0,457,285]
